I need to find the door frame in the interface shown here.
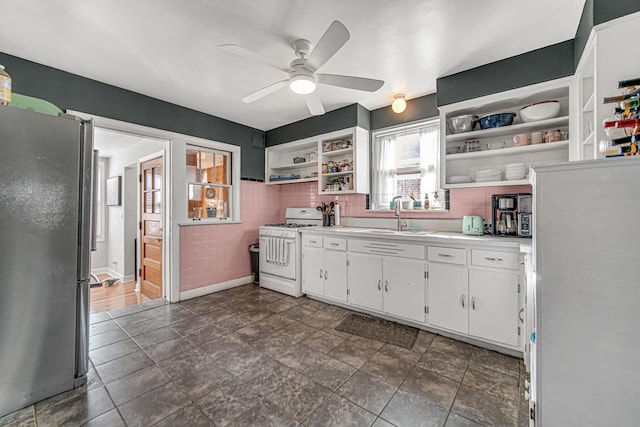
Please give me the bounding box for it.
[137,151,166,297]
[67,111,180,301]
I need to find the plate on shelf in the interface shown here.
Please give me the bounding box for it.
[449,175,472,184]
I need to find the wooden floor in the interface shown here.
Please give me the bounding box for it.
[90,273,152,314]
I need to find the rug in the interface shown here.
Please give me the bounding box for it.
[335,313,418,349]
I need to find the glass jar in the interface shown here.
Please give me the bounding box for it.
[0,65,11,106]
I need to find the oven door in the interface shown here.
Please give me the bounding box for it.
[259,235,297,280]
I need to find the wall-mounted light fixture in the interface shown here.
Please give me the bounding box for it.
[391,94,406,113]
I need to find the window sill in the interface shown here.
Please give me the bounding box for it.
[178,219,242,226]
[367,208,449,213]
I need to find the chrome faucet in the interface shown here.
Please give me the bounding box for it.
[392,196,407,231]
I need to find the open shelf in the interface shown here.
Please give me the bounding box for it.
[322,170,353,178]
[270,160,317,171]
[446,140,568,160]
[446,116,569,143]
[321,147,353,157]
[445,178,530,188]
[266,177,318,185]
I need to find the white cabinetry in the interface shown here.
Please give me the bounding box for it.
[347,240,426,323]
[428,246,521,348]
[572,12,640,161]
[265,127,370,194]
[301,235,347,302]
[439,78,571,188]
[318,127,369,194]
[265,137,318,185]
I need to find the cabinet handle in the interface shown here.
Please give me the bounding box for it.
[330,242,339,247]
[438,253,454,258]
[310,240,317,244]
[460,295,466,308]
[384,280,388,292]
[377,279,381,291]
[325,271,328,280]
[519,307,525,323]
[484,257,503,262]
[472,297,477,311]
[319,269,323,279]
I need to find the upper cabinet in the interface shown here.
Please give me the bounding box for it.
[439,77,572,188]
[265,126,370,194]
[572,12,640,161]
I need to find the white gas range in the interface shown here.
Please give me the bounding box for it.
[259,207,323,297]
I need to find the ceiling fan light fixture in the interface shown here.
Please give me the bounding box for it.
[392,94,407,113]
[290,74,316,95]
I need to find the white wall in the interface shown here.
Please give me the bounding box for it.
[106,140,165,278]
[90,157,108,270]
[123,166,137,277]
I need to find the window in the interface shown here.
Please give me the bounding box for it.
[186,146,234,220]
[370,119,446,210]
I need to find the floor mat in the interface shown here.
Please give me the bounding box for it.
[335,313,418,349]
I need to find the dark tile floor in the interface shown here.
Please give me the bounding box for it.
[1,284,530,426]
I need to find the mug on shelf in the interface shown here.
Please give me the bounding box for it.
[544,130,563,143]
[530,131,543,144]
[513,133,529,147]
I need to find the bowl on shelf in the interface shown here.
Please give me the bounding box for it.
[475,168,502,182]
[449,175,472,184]
[505,163,527,180]
[447,114,479,134]
[520,100,561,122]
[478,113,516,129]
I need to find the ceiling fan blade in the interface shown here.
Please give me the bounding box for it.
[305,21,350,71]
[219,44,290,73]
[242,80,289,103]
[317,74,384,92]
[304,92,325,116]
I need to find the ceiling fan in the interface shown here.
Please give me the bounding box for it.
[219,20,384,115]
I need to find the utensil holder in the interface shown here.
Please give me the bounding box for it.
[323,214,331,226]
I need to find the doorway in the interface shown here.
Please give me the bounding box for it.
[139,156,164,299]
[89,127,168,313]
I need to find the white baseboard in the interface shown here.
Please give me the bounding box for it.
[179,275,254,301]
[91,267,109,275]
[105,268,124,281]
[122,274,135,282]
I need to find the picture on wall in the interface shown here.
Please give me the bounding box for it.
[106,176,122,206]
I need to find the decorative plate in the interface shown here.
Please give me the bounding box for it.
[205,187,216,199]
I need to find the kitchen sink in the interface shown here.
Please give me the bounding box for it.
[344,228,435,236]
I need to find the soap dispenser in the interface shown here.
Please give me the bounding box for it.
[423,193,430,210]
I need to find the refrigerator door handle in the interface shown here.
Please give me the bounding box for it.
[91,148,98,252]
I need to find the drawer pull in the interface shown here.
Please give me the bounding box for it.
[384,280,389,292]
[330,242,340,247]
[484,257,503,262]
[377,280,381,291]
[438,253,454,258]
[325,271,328,280]
[310,240,318,244]
[519,307,525,323]
[472,297,477,310]
[460,295,466,308]
[319,269,323,278]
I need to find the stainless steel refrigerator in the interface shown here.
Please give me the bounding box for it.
[0,106,95,416]
[530,158,640,426]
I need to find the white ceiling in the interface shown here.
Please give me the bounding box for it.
[1,0,585,131]
[94,128,152,158]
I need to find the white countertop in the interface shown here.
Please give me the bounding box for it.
[300,226,532,252]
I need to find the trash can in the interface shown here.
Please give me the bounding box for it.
[249,243,260,284]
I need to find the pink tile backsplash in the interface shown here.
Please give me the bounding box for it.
[179,179,531,293]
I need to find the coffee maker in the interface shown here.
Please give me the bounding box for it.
[491,193,532,237]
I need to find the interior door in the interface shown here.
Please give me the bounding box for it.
[140,156,163,299]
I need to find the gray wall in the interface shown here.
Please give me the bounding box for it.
[265,104,364,146]
[370,94,439,130]
[435,40,575,107]
[0,52,266,180]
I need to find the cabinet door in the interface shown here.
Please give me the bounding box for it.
[347,253,382,311]
[383,258,426,323]
[323,250,348,302]
[469,269,519,347]
[428,263,468,334]
[302,247,324,296]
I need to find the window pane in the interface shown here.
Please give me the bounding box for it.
[186,145,234,221]
[153,189,161,213]
[214,153,230,185]
[145,191,152,213]
[145,169,152,190]
[200,151,215,183]
[153,167,161,190]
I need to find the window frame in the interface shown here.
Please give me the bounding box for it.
[369,118,442,211]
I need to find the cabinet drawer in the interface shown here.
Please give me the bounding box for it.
[428,246,467,265]
[324,237,347,251]
[349,239,425,259]
[302,235,323,248]
[471,249,518,270]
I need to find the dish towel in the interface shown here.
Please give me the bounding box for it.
[265,237,289,265]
